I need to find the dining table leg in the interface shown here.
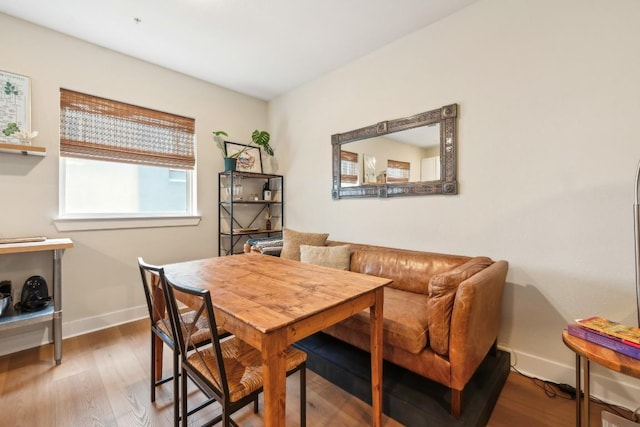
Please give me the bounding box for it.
[370,287,384,427]
[262,329,288,427]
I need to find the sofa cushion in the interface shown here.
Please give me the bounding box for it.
[280,228,329,261]
[300,244,351,270]
[330,287,430,355]
[348,245,469,295]
[427,256,494,356]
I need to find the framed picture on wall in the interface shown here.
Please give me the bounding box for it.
[363,153,377,183]
[225,141,263,173]
[0,70,31,144]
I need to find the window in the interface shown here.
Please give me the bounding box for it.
[340,150,359,185]
[59,89,196,219]
[387,159,410,183]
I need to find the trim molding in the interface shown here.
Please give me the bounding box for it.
[53,215,201,232]
[500,345,640,412]
[63,305,148,338]
[1,312,637,413]
[0,305,147,357]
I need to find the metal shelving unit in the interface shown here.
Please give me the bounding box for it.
[218,171,284,256]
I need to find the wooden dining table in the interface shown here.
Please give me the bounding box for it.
[159,254,390,427]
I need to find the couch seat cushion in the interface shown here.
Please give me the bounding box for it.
[334,287,429,355]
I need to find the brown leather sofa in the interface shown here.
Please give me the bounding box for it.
[246,239,508,418]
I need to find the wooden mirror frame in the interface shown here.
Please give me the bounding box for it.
[331,104,458,199]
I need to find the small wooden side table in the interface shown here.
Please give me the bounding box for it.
[0,238,73,364]
[562,330,640,427]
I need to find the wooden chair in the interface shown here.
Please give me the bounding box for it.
[138,258,227,426]
[162,273,307,427]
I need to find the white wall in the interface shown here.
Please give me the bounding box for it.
[3,0,640,411]
[269,0,640,409]
[0,14,267,349]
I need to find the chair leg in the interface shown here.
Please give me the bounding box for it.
[173,350,179,427]
[181,365,188,427]
[150,333,156,402]
[300,366,306,427]
[253,396,259,413]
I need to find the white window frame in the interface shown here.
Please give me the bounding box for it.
[55,89,200,231]
[55,153,200,232]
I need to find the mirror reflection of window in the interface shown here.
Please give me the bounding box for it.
[387,160,410,183]
[340,150,359,186]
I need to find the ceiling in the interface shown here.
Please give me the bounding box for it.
[0,0,479,101]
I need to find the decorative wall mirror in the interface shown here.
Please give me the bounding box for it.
[332,104,458,199]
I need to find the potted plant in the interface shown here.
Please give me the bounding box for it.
[213,130,274,172]
[213,130,235,171]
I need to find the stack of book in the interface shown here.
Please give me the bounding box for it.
[567,316,640,360]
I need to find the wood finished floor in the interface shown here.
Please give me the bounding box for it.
[0,319,632,426]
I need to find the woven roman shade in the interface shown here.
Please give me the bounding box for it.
[387,159,410,182]
[340,150,358,184]
[60,89,195,169]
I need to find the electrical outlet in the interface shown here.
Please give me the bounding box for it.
[602,410,639,427]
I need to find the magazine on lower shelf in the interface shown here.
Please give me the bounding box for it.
[567,323,640,360]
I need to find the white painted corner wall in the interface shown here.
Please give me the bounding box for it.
[0,14,267,352]
[268,0,640,410]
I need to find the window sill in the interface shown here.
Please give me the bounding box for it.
[53,215,201,232]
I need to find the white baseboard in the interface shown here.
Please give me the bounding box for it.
[500,345,640,412]
[63,305,148,338]
[0,305,147,357]
[3,313,638,413]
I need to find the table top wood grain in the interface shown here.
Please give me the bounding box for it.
[163,254,390,427]
[562,330,640,379]
[164,254,390,334]
[0,237,73,255]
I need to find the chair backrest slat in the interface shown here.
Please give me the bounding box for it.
[162,274,230,398]
[137,258,172,333]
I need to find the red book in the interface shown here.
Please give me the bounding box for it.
[567,323,640,360]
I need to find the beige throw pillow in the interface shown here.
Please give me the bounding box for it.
[300,245,351,270]
[280,228,329,261]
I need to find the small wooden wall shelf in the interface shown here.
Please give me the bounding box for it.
[0,142,46,157]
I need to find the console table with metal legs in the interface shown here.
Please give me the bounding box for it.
[562,330,640,427]
[0,238,74,364]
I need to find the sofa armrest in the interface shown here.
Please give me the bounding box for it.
[448,260,508,390]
